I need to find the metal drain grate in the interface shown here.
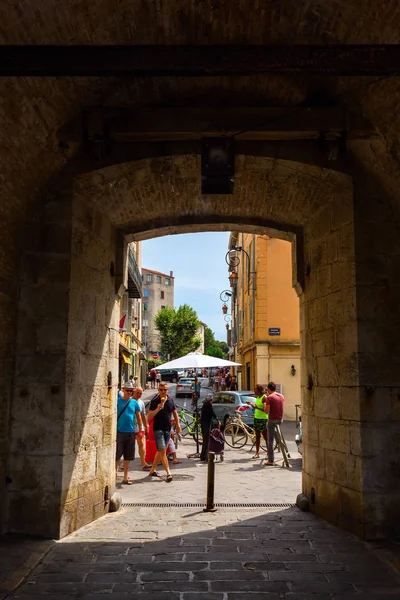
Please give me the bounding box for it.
[122,502,295,508]
[167,474,195,481]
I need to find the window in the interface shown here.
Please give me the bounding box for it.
[142,319,148,327]
[156,275,161,283]
[222,394,235,404]
[146,275,152,283]
[161,305,166,309]
[143,302,148,311]
[143,289,149,297]
[165,278,170,286]
[160,291,164,299]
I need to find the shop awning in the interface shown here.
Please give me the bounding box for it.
[121,352,132,365]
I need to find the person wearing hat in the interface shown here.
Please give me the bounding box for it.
[116,381,143,485]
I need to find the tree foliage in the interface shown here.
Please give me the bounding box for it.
[204,327,228,359]
[154,304,201,359]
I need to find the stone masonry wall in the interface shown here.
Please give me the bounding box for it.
[352,162,400,539]
[300,175,364,536]
[8,186,74,536]
[59,194,119,538]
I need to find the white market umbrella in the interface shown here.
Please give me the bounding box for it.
[155,351,241,370]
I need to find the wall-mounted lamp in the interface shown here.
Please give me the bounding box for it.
[222,304,228,315]
[228,271,238,289]
[291,365,296,376]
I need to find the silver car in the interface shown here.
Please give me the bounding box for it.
[211,391,256,426]
[175,377,196,398]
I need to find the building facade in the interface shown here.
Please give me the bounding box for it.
[229,232,300,420]
[142,268,175,357]
[118,241,145,386]
[197,321,207,353]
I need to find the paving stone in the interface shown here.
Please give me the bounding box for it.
[115,581,209,592]
[86,571,137,582]
[194,570,265,580]
[267,570,328,582]
[140,572,190,582]
[268,553,317,562]
[183,595,224,600]
[211,580,289,592]
[290,582,356,593]
[138,561,209,572]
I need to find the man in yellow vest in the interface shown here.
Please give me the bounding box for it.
[246,384,268,459]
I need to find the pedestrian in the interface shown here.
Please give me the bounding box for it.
[155,370,161,388]
[246,384,268,459]
[200,393,218,462]
[149,368,156,389]
[225,371,232,390]
[190,377,201,409]
[147,381,181,482]
[230,375,238,391]
[263,382,284,466]
[129,374,135,386]
[133,375,139,388]
[133,386,152,470]
[116,382,143,485]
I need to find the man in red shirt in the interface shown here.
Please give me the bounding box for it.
[263,382,284,466]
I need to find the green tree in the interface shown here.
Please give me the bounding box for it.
[204,327,228,358]
[154,304,201,359]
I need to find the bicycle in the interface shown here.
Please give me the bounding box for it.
[176,406,202,440]
[224,409,278,454]
[272,422,291,468]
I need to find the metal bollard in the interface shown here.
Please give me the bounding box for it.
[203,452,217,512]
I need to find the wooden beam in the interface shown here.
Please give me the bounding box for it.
[1,45,400,76]
[103,106,372,141]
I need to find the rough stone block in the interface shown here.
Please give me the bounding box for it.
[318,419,350,454]
[331,260,356,293]
[339,387,360,421]
[313,387,340,419]
[308,297,327,331]
[312,328,335,357]
[324,449,348,487]
[316,266,332,297]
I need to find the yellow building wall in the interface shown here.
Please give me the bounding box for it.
[236,233,301,420]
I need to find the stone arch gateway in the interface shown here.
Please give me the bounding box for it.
[6,147,399,542]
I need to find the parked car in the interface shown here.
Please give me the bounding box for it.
[211,391,256,426]
[175,377,196,398]
[156,369,179,383]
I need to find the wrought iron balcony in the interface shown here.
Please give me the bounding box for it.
[128,248,142,299]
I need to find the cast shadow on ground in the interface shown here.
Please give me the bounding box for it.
[7,506,400,599]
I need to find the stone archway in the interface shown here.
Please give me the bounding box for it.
[12,150,386,541]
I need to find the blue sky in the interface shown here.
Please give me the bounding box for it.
[142,232,230,341]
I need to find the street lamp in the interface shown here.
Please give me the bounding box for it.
[222,304,228,315]
[225,246,251,289]
[228,271,238,289]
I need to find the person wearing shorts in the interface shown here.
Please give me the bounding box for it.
[246,384,268,459]
[116,382,143,485]
[147,382,181,482]
[133,387,151,470]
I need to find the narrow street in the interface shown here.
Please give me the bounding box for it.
[3,385,400,598]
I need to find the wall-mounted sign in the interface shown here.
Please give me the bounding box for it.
[268,327,281,336]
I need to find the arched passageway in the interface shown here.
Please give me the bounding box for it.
[5,147,398,542]
[1,0,400,544]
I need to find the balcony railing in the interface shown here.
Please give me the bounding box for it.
[128,248,142,299]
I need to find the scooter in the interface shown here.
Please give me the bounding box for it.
[295,404,303,455]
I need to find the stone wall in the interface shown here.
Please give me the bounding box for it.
[8,186,74,536]
[60,194,119,538]
[8,186,118,538]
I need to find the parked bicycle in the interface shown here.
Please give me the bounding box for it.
[224,407,277,453]
[176,406,202,440]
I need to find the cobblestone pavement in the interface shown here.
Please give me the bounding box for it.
[117,422,301,505]
[9,506,400,598]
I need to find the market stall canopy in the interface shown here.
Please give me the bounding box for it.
[155,352,240,370]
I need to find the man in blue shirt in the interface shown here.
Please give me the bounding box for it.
[116,381,143,485]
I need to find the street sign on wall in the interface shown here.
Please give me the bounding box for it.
[268,327,281,336]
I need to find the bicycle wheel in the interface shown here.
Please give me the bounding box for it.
[224,423,248,448]
[190,420,202,442]
[180,420,190,438]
